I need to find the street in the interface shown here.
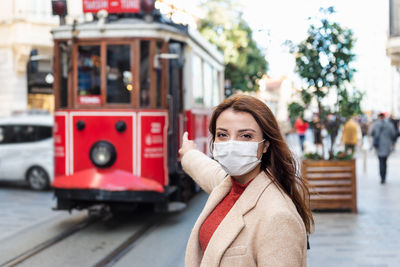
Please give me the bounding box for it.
[0,133,400,266]
[0,183,57,241]
[0,185,207,267]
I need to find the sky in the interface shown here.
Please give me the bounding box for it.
[240,0,395,113]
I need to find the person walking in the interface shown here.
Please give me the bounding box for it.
[389,115,399,148]
[341,116,361,155]
[325,114,340,157]
[312,116,323,156]
[295,117,309,152]
[179,95,313,267]
[370,113,397,184]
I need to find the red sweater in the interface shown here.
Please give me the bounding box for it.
[199,177,253,252]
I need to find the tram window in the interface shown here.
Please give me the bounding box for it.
[192,54,203,105]
[106,45,131,104]
[140,41,150,107]
[203,62,213,107]
[212,69,220,106]
[77,46,101,101]
[58,42,68,107]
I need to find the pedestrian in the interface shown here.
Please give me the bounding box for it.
[325,113,340,156]
[359,116,370,138]
[312,116,323,155]
[341,116,361,155]
[179,95,313,267]
[369,113,397,184]
[295,117,309,152]
[389,115,399,148]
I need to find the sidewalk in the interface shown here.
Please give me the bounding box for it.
[307,147,400,266]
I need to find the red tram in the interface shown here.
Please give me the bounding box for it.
[51,0,224,213]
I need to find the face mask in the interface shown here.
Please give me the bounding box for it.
[213,140,265,176]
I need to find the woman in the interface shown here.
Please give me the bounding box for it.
[179,95,313,267]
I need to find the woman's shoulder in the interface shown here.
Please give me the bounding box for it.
[257,176,303,223]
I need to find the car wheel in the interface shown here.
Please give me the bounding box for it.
[27,166,50,190]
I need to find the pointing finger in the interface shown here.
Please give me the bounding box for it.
[182,131,189,142]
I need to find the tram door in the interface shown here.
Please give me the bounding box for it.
[167,42,184,177]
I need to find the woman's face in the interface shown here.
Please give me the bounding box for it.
[215,108,269,158]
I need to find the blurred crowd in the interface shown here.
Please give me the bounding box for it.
[281,112,400,157]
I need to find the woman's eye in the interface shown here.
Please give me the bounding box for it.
[216,132,227,138]
[241,134,253,139]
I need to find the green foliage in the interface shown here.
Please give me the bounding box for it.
[288,7,358,115]
[337,88,364,120]
[197,0,267,95]
[288,102,305,125]
[303,152,323,160]
[292,8,356,92]
[331,150,353,160]
[287,6,364,159]
[301,89,312,105]
[304,150,353,160]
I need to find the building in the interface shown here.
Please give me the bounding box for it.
[256,75,296,134]
[257,75,294,120]
[0,0,60,116]
[0,0,87,117]
[386,0,400,116]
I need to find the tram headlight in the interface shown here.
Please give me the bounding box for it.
[89,141,117,168]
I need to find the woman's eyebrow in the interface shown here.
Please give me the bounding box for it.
[238,129,256,133]
[216,127,228,131]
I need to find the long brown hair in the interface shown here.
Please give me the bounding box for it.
[209,95,314,234]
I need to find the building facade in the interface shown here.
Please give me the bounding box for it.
[0,0,60,116]
[387,0,400,117]
[256,75,295,135]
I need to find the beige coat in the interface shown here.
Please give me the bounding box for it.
[182,150,307,267]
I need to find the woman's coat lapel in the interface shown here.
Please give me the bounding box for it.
[186,172,273,267]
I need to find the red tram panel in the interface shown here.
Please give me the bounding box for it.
[53,110,168,193]
[72,111,134,174]
[54,112,68,176]
[139,112,168,186]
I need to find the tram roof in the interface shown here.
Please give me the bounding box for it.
[52,18,224,64]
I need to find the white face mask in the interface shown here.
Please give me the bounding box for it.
[213,140,265,176]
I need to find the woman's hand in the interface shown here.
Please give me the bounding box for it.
[179,132,198,157]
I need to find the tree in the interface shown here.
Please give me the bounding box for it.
[288,7,363,158]
[197,0,267,95]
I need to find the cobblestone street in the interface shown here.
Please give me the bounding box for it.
[307,147,400,266]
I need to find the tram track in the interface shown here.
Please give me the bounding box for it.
[2,208,163,267]
[0,193,207,267]
[93,219,159,267]
[0,215,98,267]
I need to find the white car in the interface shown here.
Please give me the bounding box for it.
[0,113,53,190]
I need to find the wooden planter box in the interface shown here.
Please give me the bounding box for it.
[302,159,357,213]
